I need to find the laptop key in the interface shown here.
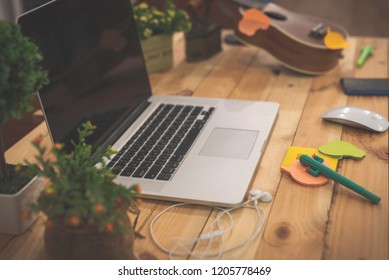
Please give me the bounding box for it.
[165,161,179,168]
[161,167,175,175]
[120,167,136,177]
[170,154,184,162]
[145,165,163,179]
[111,168,122,175]
[175,128,201,155]
[132,166,149,178]
[113,162,126,169]
[157,173,171,181]
[111,155,121,162]
[140,161,153,168]
[155,159,167,166]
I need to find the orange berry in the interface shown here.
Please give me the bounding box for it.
[86,121,94,129]
[53,143,63,150]
[134,184,141,193]
[44,187,54,196]
[68,216,80,227]
[20,210,30,220]
[33,135,43,144]
[94,203,105,213]
[115,197,123,205]
[104,222,114,233]
[14,164,22,173]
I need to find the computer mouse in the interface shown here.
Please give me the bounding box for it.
[322,106,389,132]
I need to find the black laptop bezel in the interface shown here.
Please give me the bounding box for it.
[17,0,153,158]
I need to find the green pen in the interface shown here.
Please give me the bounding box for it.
[299,154,381,204]
[356,45,373,68]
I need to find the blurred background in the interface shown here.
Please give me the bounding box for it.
[275,0,389,38]
[1,0,389,37]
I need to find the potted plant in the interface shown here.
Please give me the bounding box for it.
[24,122,142,259]
[134,0,191,73]
[0,21,49,235]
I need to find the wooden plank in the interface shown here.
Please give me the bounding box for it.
[228,49,280,101]
[151,52,222,96]
[0,235,12,254]
[0,216,46,259]
[255,38,357,259]
[151,31,239,96]
[193,44,258,99]
[241,71,315,259]
[5,122,51,165]
[134,202,213,260]
[324,37,389,259]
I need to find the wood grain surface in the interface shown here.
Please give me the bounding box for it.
[1,32,387,260]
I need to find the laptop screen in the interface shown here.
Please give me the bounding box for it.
[18,0,152,150]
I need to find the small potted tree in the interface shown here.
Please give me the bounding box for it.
[134,0,191,73]
[25,122,141,259]
[0,21,49,234]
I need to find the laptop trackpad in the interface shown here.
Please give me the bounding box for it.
[199,128,259,159]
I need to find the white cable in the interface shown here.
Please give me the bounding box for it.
[149,198,267,259]
[149,203,234,259]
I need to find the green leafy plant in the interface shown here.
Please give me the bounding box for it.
[0,21,48,188]
[24,122,141,235]
[134,0,191,40]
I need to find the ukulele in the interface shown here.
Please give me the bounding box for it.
[222,0,349,74]
[141,0,350,74]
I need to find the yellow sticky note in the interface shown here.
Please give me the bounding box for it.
[281,146,338,170]
[280,146,339,187]
[324,27,351,50]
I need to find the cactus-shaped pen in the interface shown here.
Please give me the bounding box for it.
[299,154,380,204]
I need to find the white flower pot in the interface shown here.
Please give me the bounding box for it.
[141,34,173,73]
[0,176,44,235]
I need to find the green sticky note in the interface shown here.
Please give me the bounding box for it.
[318,140,365,160]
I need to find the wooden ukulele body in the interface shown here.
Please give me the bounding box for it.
[234,3,349,74]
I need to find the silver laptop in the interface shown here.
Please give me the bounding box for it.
[18,0,279,207]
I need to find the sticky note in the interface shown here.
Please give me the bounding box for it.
[281,146,339,187]
[318,140,365,160]
[324,27,351,50]
[238,8,271,37]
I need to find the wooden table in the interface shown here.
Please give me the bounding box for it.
[1,32,388,260]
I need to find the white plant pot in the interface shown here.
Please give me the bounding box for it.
[0,176,44,235]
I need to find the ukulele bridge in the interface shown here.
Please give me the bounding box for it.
[309,23,327,38]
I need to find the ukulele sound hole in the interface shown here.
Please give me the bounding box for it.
[264,11,287,21]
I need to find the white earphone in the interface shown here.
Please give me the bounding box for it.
[249,189,273,203]
[149,188,273,259]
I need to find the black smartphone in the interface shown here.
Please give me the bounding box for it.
[340,78,389,95]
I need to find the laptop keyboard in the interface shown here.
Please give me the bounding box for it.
[107,103,214,181]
